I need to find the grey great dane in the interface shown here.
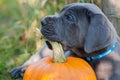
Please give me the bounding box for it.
[11,3,120,80]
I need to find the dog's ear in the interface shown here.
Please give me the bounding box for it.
[84,14,116,53]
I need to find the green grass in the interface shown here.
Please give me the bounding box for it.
[0,0,31,79]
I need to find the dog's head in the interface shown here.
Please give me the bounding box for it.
[40,3,117,54]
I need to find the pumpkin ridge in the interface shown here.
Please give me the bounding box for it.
[65,60,78,80]
[38,61,54,79]
[66,57,96,80]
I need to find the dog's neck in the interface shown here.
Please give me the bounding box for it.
[86,41,117,61]
[72,38,119,61]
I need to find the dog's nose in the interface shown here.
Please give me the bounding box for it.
[41,18,47,26]
[41,16,53,26]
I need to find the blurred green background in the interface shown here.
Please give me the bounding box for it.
[1,0,119,80]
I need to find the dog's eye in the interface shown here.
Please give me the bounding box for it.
[65,14,73,21]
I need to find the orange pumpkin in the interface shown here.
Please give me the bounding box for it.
[23,41,96,80]
[23,57,96,80]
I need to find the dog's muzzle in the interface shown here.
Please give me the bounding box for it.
[40,16,59,42]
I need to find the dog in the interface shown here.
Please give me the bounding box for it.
[11,3,120,80]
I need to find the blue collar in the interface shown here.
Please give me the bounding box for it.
[86,41,117,61]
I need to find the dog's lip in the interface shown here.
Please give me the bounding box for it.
[45,38,72,50]
[61,43,72,50]
[45,39,53,50]
[41,27,54,36]
[40,27,66,50]
[45,38,71,51]
[45,39,63,50]
[41,24,54,28]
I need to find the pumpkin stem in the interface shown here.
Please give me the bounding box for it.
[49,41,66,63]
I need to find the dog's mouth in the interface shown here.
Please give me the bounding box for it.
[45,39,71,51]
[40,24,63,44]
[45,40,53,50]
[41,25,54,36]
[45,40,66,51]
[40,25,63,50]
[41,25,59,41]
[40,26,71,51]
